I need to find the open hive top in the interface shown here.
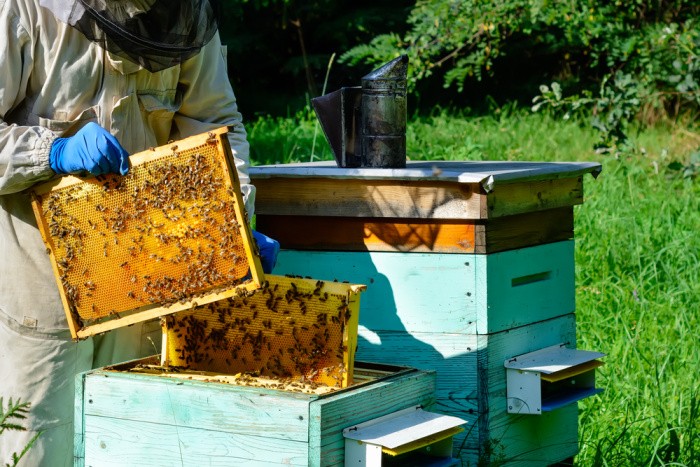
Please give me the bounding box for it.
[31,127,264,339]
[108,357,412,396]
[161,275,365,389]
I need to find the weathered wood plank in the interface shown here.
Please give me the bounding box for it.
[82,371,311,442]
[474,240,575,334]
[256,207,573,254]
[253,169,587,221]
[480,407,579,466]
[478,316,578,405]
[477,315,579,466]
[486,177,583,218]
[351,316,578,465]
[479,207,574,253]
[309,370,436,466]
[258,215,478,253]
[74,373,86,467]
[252,177,487,219]
[275,249,477,333]
[355,331,477,396]
[354,315,575,400]
[356,349,480,459]
[274,241,575,335]
[83,416,308,466]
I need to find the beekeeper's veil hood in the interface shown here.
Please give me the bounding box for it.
[40,0,220,72]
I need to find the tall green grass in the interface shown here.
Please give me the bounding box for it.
[247,107,700,466]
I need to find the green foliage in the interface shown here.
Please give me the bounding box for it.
[247,105,334,165]
[0,397,40,467]
[574,154,700,466]
[339,0,700,152]
[532,15,700,153]
[667,149,700,179]
[216,0,413,116]
[534,73,644,155]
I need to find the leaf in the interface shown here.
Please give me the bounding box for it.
[552,82,562,100]
[1,397,32,447]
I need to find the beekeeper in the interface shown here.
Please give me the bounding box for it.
[0,0,278,464]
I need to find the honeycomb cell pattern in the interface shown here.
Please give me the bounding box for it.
[162,275,364,389]
[33,132,254,331]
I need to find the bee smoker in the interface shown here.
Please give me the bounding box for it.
[311,55,408,168]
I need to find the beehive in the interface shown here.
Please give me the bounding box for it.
[31,127,264,339]
[161,275,364,388]
[75,360,437,466]
[249,160,603,465]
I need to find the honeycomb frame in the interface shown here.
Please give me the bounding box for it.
[160,275,365,389]
[31,127,264,339]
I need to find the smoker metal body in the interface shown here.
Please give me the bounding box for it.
[312,56,408,168]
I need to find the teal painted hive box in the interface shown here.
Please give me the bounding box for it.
[75,360,436,466]
[250,161,603,466]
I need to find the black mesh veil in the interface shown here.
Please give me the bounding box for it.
[50,0,220,72]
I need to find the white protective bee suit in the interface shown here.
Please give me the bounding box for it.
[0,0,254,464]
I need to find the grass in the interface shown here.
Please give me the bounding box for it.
[247,106,700,466]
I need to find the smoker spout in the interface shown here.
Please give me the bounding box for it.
[311,87,362,168]
[311,55,408,168]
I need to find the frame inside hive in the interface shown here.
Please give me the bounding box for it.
[161,275,365,389]
[31,127,264,340]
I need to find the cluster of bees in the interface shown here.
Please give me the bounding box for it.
[37,143,251,325]
[162,276,360,389]
[36,133,362,391]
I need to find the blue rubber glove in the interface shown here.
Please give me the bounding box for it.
[49,122,129,176]
[252,230,280,274]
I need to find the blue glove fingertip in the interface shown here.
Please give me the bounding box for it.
[104,132,130,176]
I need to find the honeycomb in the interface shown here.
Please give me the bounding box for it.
[31,128,263,339]
[161,275,365,389]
